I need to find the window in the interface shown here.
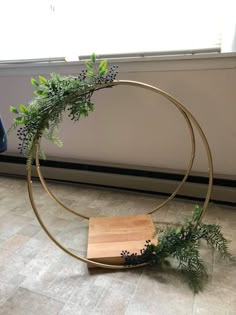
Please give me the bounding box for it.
[0,0,235,62]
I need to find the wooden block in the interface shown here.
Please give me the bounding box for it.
[87,214,157,267]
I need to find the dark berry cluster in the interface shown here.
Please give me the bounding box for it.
[77,70,87,81]
[77,65,118,84]
[121,240,158,266]
[17,126,29,153]
[96,65,118,84]
[68,91,94,121]
[95,65,118,85]
[17,121,39,154]
[121,250,144,265]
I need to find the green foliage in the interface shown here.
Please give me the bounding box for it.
[19,104,28,114]
[31,78,39,87]
[8,54,118,165]
[99,60,108,76]
[10,106,19,114]
[38,75,47,85]
[121,206,235,293]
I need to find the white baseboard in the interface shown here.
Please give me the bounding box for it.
[0,161,235,204]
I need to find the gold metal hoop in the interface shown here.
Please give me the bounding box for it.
[27,80,213,268]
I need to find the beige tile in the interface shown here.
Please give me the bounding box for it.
[89,267,143,286]
[21,275,77,303]
[67,274,110,310]
[212,264,236,291]
[20,244,66,279]
[0,287,64,315]
[20,254,87,302]
[193,284,236,314]
[24,230,52,249]
[0,248,13,265]
[36,199,77,221]
[59,303,92,315]
[0,205,9,217]
[0,246,37,285]
[17,223,41,238]
[208,206,236,225]
[0,195,31,213]
[0,235,29,252]
[56,219,89,251]
[94,278,135,315]
[0,214,33,239]
[125,268,194,315]
[0,282,17,306]
[37,213,73,234]
[193,307,228,315]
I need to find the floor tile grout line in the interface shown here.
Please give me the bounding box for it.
[88,277,113,313]
[0,278,27,309]
[89,273,139,313]
[17,286,67,306]
[124,268,145,315]
[191,293,197,315]
[19,280,71,305]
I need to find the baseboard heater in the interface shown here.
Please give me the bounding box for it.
[0,154,235,205]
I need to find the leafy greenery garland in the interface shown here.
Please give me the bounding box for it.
[8,54,234,294]
[121,205,235,293]
[8,53,118,167]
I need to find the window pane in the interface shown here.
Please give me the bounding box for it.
[0,0,227,61]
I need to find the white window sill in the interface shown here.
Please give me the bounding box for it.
[0,52,235,76]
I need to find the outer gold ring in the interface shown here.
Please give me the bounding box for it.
[27,80,213,269]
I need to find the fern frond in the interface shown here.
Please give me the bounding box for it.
[7,121,18,135]
[121,205,235,293]
[43,129,63,148]
[199,223,235,260]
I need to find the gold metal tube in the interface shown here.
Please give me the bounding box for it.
[26,79,213,268]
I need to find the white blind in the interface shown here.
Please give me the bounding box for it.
[0,0,232,61]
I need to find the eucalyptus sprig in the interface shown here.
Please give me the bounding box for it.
[121,205,235,293]
[8,53,118,166]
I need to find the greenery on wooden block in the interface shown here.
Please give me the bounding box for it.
[8,53,118,167]
[121,205,235,293]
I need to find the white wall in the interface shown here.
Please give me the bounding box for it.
[1,53,236,177]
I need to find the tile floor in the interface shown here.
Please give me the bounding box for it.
[0,176,235,315]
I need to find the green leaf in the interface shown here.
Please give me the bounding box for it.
[38,76,47,85]
[10,106,19,114]
[90,53,96,63]
[99,69,107,76]
[13,117,24,124]
[99,60,107,73]
[31,78,39,87]
[86,70,95,77]
[85,61,93,70]
[41,91,48,97]
[175,227,182,234]
[19,104,28,114]
[34,90,48,97]
[34,90,41,96]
